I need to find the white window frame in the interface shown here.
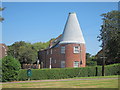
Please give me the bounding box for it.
[74,46,80,53]
[61,46,65,54]
[73,61,79,68]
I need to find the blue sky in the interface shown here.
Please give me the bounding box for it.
[2,2,118,55]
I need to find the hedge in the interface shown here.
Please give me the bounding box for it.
[18,63,120,81]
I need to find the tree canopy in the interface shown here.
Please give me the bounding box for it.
[98,10,120,64]
[86,53,97,66]
[7,41,50,65]
[0,7,5,22]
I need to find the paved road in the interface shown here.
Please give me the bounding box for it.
[2,77,119,84]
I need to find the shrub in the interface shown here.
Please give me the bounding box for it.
[2,56,21,82]
[0,59,2,82]
[86,60,97,66]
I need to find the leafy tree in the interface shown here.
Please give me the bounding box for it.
[18,45,37,64]
[7,41,37,64]
[98,10,120,64]
[32,41,49,51]
[7,41,50,64]
[86,53,97,66]
[2,56,21,82]
[0,58,2,82]
[7,41,28,58]
[86,53,91,61]
[0,7,5,22]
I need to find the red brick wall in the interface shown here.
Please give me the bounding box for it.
[38,43,86,68]
[60,44,86,67]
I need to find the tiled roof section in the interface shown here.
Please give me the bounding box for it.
[50,34,62,48]
[59,12,85,44]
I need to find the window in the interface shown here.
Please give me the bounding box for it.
[61,61,65,68]
[51,49,52,54]
[74,46,80,53]
[74,61,79,67]
[47,50,49,55]
[61,46,65,54]
[54,60,56,63]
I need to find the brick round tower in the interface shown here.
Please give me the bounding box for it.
[38,12,86,68]
[59,12,86,68]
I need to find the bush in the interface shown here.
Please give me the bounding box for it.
[0,59,2,82]
[18,63,120,81]
[2,56,21,82]
[86,60,97,66]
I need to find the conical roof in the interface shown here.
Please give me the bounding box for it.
[59,12,85,44]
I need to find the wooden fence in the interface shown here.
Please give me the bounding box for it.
[22,64,40,69]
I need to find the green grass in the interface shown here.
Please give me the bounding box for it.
[1,75,119,88]
[68,75,119,79]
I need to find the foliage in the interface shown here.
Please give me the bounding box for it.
[32,41,49,51]
[86,53,91,61]
[98,10,120,64]
[86,60,97,66]
[86,53,97,66]
[18,63,120,81]
[0,7,5,22]
[0,58,2,82]
[7,41,50,64]
[2,56,21,82]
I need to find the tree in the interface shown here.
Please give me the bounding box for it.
[7,41,37,64]
[2,56,21,82]
[86,53,97,66]
[7,41,50,64]
[32,41,50,51]
[7,41,28,58]
[0,58,2,82]
[18,45,37,64]
[98,10,120,64]
[0,7,5,22]
[86,53,91,61]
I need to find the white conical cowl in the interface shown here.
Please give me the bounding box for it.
[59,12,85,44]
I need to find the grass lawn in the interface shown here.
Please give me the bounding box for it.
[1,75,119,88]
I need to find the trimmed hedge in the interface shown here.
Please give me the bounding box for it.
[18,63,120,81]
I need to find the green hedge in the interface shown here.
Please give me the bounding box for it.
[18,63,120,81]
